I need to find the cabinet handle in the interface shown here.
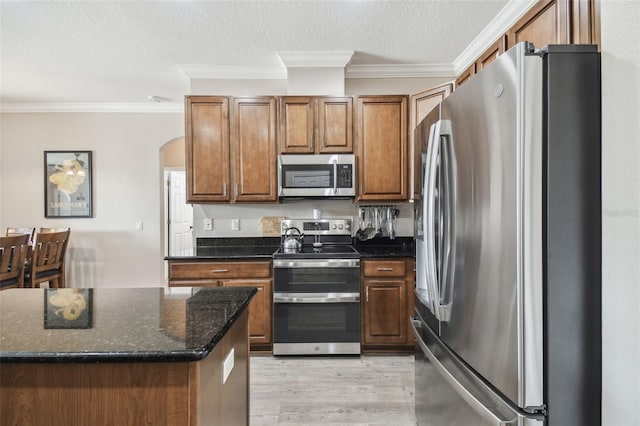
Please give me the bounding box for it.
[366,287,369,303]
[235,183,238,197]
[223,183,227,196]
[377,267,394,271]
[211,269,229,273]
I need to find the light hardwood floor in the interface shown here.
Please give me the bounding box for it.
[250,355,416,425]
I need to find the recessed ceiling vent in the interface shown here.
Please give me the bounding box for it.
[277,51,354,96]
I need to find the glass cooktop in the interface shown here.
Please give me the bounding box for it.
[273,244,360,259]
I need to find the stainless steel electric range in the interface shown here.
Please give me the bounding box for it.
[272,218,361,355]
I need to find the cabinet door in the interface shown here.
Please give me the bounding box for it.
[476,37,506,72]
[506,0,570,49]
[356,95,408,201]
[223,279,272,345]
[363,279,408,344]
[410,82,454,200]
[317,97,353,153]
[279,97,314,154]
[455,63,475,88]
[231,97,278,202]
[185,96,230,202]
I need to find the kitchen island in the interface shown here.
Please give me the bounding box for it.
[0,286,256,426]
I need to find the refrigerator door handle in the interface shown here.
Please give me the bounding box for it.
[437,119,455,321]
[423,123,439,315]
[426,119,454,322]
[410,318,519,426]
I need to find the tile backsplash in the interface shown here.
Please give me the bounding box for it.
[193,200,415,239]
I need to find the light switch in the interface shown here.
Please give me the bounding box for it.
[136,221,143,231]
[231,219,240,231]
[204,218,213,231]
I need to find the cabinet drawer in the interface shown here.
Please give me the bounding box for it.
[363,260,406,277]
[169,261,271,280]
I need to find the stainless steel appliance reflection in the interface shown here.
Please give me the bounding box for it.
[413,43,601,425]
[273,218,361,355]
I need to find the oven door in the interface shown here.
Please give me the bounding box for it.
[273,259,360,293]
[273,258,361,355]
[273,297,361,355]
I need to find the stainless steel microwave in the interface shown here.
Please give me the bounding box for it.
[277,154,356,198]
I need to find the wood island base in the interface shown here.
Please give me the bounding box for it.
[0,310,249,426]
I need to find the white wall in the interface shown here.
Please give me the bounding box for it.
[0,112,184,288]
[600,1,640,424]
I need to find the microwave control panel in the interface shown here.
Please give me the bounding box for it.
[337,164,353,188]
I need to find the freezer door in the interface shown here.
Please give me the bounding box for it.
[436,44,544,408]
[412,316,542,426]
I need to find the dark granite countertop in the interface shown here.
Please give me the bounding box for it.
[0,286,256,363]
[164,236,415,260]
[355,237,415,258]
[165,237,279,260]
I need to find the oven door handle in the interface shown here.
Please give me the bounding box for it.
[273,259,360,268]
[273,292,360,304]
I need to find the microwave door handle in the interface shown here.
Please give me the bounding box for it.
[332,159,338,194]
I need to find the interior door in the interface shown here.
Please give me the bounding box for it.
[168,170,193,256]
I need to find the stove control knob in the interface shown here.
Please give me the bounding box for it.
[332,224,337,229]
[344,223,351,230]
[338,224,344,230]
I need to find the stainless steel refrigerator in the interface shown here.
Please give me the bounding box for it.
[412,43,601,426]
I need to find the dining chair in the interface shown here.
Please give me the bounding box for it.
[0,234,30,290]
[25,230,70,288]
[39,227,70,233]
[5,227,36,245]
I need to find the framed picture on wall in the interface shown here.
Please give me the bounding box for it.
[44,150,92,218]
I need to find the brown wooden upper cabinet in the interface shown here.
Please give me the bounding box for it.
[456,0,599,87]
[279,96,353,154]
[231,97,278,202]
[455,63,475,88]
[185,95,277,203]
[185,96,230,202]
[477,37,506,72]
[409,82,454,200]
[356,95,408,201]
[506,0,570,49]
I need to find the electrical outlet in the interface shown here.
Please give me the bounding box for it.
[203,218,213,231]
[222,348,235,384]
[231,219,240,231]
[136,221,143,231]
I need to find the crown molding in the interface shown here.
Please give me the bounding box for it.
[453,0,536,74]
[179,64,286,80]
[277,51,354,68]
[0,103,184,113]
[346,63,455,79]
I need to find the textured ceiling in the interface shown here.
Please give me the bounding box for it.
[1,0,511,104]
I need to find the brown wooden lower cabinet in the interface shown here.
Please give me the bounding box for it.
[0,310,249,426]
[361,258,415,353]
[168,260,273,353]
[223,278,272,352]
